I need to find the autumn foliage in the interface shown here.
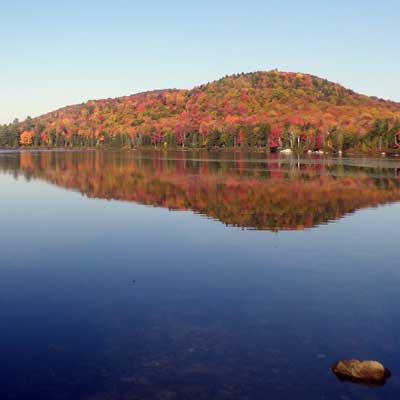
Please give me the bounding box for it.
[1,70,399,152]
[19,131,35,146]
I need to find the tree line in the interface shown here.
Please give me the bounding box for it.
[1,117,399,154]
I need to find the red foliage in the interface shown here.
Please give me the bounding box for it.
[17,71,400,149]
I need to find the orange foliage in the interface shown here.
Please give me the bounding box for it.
[15,71,400,148]
[20,131,35,146]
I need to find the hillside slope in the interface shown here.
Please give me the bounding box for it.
[2,70,400,152]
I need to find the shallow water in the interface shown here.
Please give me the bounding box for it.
[1,150,400,399]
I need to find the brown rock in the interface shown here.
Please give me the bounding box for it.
[332,359,391,386]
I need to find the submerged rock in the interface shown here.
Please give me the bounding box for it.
[332,359,391,386]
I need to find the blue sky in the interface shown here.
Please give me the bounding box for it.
[1,0,399,123]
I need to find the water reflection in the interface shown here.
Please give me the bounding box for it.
[1,150,400,231]
[1,150,400,400]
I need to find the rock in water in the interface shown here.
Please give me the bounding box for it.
[332,359,391,386]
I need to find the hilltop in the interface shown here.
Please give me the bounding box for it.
[1,70,400,152]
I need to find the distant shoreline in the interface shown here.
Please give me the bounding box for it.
[1,146,400,159]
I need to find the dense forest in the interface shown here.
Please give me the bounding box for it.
[1,70,400,153]
[2,151,400,230]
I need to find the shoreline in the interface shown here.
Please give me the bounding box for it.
[1,146,400,158]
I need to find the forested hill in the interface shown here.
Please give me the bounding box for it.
[1,70,400,152]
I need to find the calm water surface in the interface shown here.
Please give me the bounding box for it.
[1,150,400,400]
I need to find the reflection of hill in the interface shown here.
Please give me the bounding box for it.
[3,151,400,231]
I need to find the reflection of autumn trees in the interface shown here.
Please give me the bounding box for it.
[6,151,400,231]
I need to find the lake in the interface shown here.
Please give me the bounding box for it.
[1,150,400,400]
